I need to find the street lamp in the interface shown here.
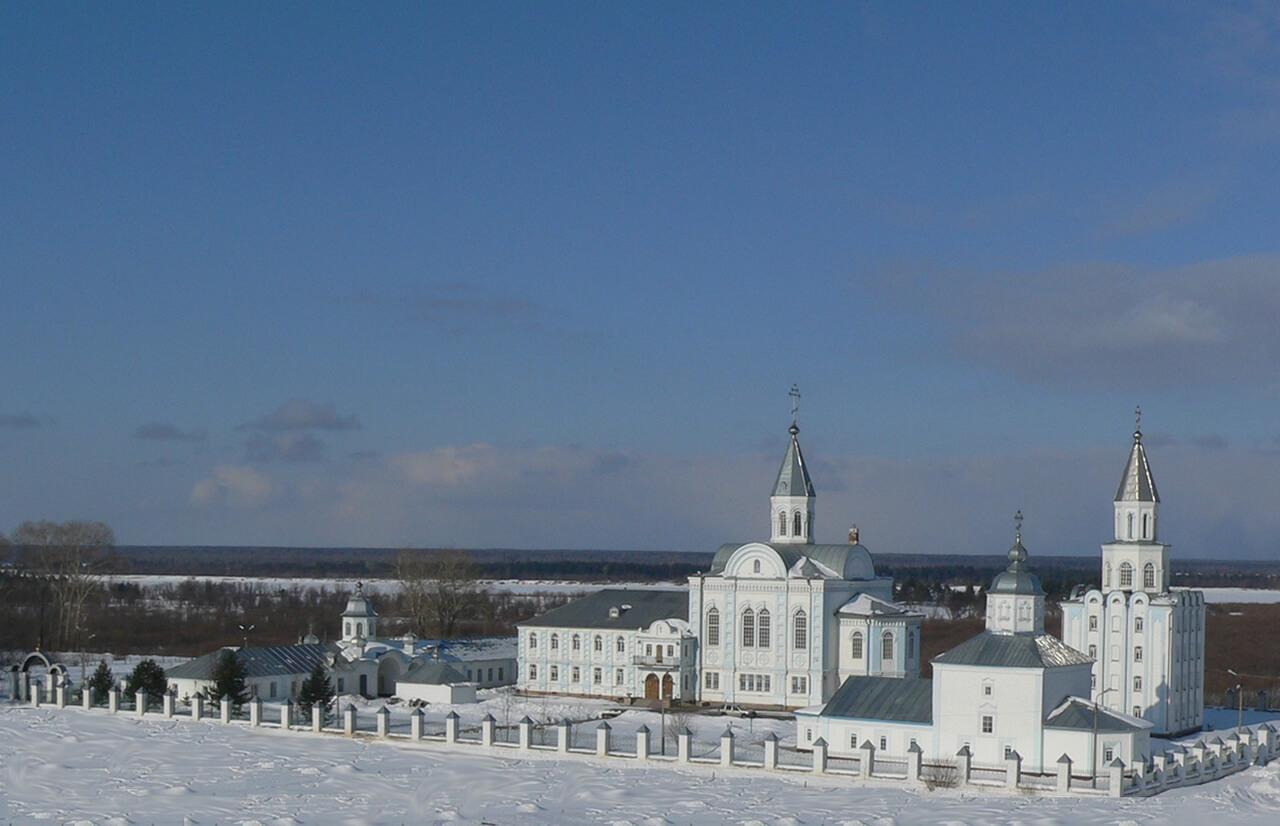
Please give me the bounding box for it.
[239,623,256,650]
[1092,686,1118,787]
[1228,669,1245,733]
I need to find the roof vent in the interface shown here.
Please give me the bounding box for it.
[621,604,632,612]
[848,524,859,544]
[609,606,620,618]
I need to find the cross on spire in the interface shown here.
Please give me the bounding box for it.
[1014,509,1023,541]
[789,384,801,426]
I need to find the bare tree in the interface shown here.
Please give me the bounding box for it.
[13,520,114,649]
[395,549,480,638]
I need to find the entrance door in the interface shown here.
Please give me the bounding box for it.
[662,674,674,699]
[359,674,368,697]
[644,674,659,699]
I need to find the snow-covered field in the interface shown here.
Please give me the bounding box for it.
[4,699,1280,825]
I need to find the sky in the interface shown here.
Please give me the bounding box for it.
[3,2,1280,560]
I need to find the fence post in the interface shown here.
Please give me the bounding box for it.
[1108,758,1125,798]
[860,739,876,779]
[192,695,204,722]
[31,683,42,708]
[376,706,390,738]
[83,687,93,711]
[678,728,693,763]
[312,703,324,732]
[557,718,571,753]
[410,708,424,741]
[720,726,735,767]
[137,689,149,716]
[636,725,651,761]
[812,737,828,773]
[221,696,232,724]
[108,687,120,714]
[481,714,496,747]
[280,698,292,731]
[518,716,534,749]
[249,697,262,727]
[56,682,67,709]
[19,672,30,703]
[763,732,779,770]
[445,710,460,743]
[163,692,175,719]
[343,703,357,736]
[1056,753,1072,793]
[1005,749,1021,790]
[906,741,922,784]
[596,720,611,757]
[955,746,972,788]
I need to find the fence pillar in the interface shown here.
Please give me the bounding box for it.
[280,698,292,730]
[955,746,972,788]
[343,703,357,736]
[108,687,120,714]
[312,703,324,732]
[812,737,828,773]
[763,732,779,770]
[596,720,611,757]
[720,726,735,767]
[480,714,496,747]
[221,696,232,724]
[137,689,149,716]
[445,711,460,743]
[860,740,876,779]
[249,697,262,727]
[1005,750,1022,790]
[636,725,651,761]
[7,668,17,701]
[18,672,30,703]
[56,683,67,709]
[1056,753,1072,793]
[31,682,42,708]
[376,706,390,738]
[906,742,923,784]
[518,716,534,749]
[1108,758,1125,798]
[163,692,175,719]
[410,708,424,741]
[557,719,571,753]
[677,728,693,763]
[192,695,204,722]
[82,687,93,711]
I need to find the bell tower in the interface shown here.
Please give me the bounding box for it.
[770,385,815,544]
[1101,407,1170,593]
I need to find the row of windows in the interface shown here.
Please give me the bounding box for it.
[739,673,771,692]
[1088,615,1145,632]
[1105,560,1158,589]
[464,667,504,682]
[527,632,628,654]
[1087,644,1143,661]
[777,510,807,537]
[706,607,807,649]
[528,664,626,685]
[849,630,915,662]
[701,671,807,695]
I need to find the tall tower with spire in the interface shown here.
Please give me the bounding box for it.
[770,385,816,544]
[1059,409,1205,737]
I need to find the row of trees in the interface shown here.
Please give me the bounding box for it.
[2,520,116,650]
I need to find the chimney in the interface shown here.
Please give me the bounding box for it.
[848,524,859,544]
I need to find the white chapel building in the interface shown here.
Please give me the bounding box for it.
[1060,417,1205,736]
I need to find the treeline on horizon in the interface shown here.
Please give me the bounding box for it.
[110,545,1280,589]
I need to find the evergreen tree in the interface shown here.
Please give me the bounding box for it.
[296,661,335,718]
[124,658,168,709]
[86,659,115,704]
[210,648,249,706]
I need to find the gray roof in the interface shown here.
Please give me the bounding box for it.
[933,632,1093,669]
[519,588,688,629]
[819,676,933,724]
[166,643,337,681]
[988,538,1044,596]
[1045,698,1148,732]
[772,425,815,498]
[1115,431,1159,503]
[707,543,877,581]
[399,660,468,686]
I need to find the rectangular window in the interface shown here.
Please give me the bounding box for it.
[737,673,771,692]
[850,733,858,748]
[1088,645,1097,659]
[549,665,558,680]
[593,667,602,685]
[269,682,277,698]
[1135,617,1144,633]
[571,666,580,682]
[616,636,625,654]
[487,668,493,682]
[1134,676,1142,691]
[981,715,994,734]
[467,669,473,681]
[526,666,535,681]
[615,668,624,685]
[1089,615,1098,630]
[1104,746,1114,762]
[983,683,992,697]
[1134,706,1141,717]
[879,736,887,751]
[498,667,504,681]
[1135,646,1143,662]
[790,676,807,694]
[337,678,345,693]
[704,671,720,690]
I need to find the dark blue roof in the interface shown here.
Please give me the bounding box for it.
[819,676,933,724]
[166,643,337,680]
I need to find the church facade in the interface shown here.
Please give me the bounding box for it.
[1060,420,1205,737]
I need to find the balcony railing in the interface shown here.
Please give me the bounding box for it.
[632,654,682,668]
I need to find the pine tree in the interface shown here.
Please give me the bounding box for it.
[296,661,334,718]
[86,659,115,704]
[125,658,168,709]
[210,648,249,706]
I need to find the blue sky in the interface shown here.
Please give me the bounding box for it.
[4,2,1280,559]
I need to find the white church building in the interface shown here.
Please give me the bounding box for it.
[1060,416,1206,736]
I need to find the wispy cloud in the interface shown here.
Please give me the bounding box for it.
[135,422,206,442]
[1,412,53,429]
[189,464,278,509]
[238,400,360,432]
[245,433,328,463]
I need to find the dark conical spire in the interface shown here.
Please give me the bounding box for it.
[1115,407,1159,503]
[773,424,815,497]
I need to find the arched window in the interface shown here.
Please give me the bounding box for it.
[881,631,894,663]
[356,622,364,637]
[1143,562,1155,590]
[907,631,915,659]
[550,634,559,650]
[616,635,625,653]
[758,609,771,648]
[1105,562,1111,589]
[706,608,720,646]
[529,632,538,649]
[793,610,807,650]
[572,634,581,651]
[1142,513,1150,539]
[779,511,788,536]
[851,631,864,659]
[742,609,756,647]
[593,635,603,652]
[1119,562,1133,589]
[752,559,761,574]
[793,511,803,537]
[1127,513,1134,539]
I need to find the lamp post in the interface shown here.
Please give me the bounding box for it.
[1092,686,1118,787]
[1228,669,1244,732]
[239,623,256,650]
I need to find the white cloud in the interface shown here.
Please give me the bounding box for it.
[189,465,278,510]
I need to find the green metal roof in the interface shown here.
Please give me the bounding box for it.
[166,643,337,681]
[706,542,877,581]
[1045,698,1148,732]
[518,588,688,629]
[819,676,933,724]
[932,632,1093,669]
